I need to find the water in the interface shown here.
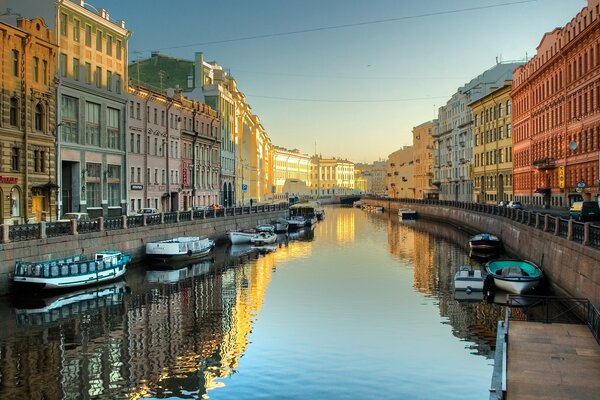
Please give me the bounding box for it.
[0,206,504,399]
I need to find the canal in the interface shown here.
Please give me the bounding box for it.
[0,205,506,399]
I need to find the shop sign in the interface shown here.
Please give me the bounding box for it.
[131,184,144,190]
[0,176,17,184]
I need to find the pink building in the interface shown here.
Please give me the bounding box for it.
[513,0,600,208]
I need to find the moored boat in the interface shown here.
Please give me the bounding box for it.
[250,231,278,245]
[484,259,544,295]
[287,215,308,230]
[256,223,275,233]
[454,266,485,292]
[469,233,502,252]
[145,236,214,260]
[13,250,131,290]
[271,218,289,233]
[228,230,258,244]
[289,202,319,227]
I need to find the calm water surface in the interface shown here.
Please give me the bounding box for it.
[0,206,504,399]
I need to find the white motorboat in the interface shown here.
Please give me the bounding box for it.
[287,215,308,230]
[145,237,214,260]
[272,218,289,233]
[484,259,544,295]
[250,231,278,245]
[454,266,485,292]
[256,224,275,233]
[13,250,131,290]
[228,230,258,244]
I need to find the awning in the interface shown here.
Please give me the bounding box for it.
[32,181,59,190]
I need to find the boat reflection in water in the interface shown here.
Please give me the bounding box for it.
[286,226,315,241]
[145,259,214,284]
[13,281,128,327]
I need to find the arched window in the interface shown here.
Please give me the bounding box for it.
[35,104,43,131]
[10,188,20,217]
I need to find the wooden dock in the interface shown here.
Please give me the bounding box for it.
[507,321,600,399]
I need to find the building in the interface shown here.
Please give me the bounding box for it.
[471,81,515,204]
[354,168,368,193]
[386,146,415,199]
[0,17,58,224]
[273,147,312,199]
[434,62,522,202]
[413,120,438,199]
[311,156,355,196]
[355,161,387,195]
[513,0,600,207]
[5,0,131,218]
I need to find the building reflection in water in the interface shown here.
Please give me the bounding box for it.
[0,207,503,398]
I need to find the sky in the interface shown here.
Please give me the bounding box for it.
[4,0,588,163]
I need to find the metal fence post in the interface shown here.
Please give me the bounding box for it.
[544,215,549,231]
[583,222,590,246]
[567,219,573,241]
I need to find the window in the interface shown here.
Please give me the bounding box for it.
[95,66,101,88]
[85,102,100,146]
[136,134,141,153]
[34,104,43,131]
[61,95,79,143]
[85,62,92,83]
[136,103,141,119]
[33,57,39,82]
[107,108,120,149]
[59,53,67,77]
[107,164,121,206]
[73,57,80,81]
[12,50,19,76]
[9,97,18,126]
[34,150,46,173]
[85,24,92,46]
[96,29,102,51]
[115,73,122,94]
[106,35,112,56]
[11,147,19,171]
[42,60,47,84]
[73,19,80,42]
[60,13,67,36]
[106,70,112,91]
[116,40,122,60]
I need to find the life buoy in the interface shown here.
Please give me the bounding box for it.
[187,249,193,256]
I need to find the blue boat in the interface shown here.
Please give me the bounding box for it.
[13,250,131,290]
[484,259,544,294]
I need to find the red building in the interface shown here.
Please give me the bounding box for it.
[513,0,600,208]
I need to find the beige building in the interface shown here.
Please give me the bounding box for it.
[273,147,312,199]
[386,146,415,198]
[354,168,368,193]
[413,120,438,199]
[356,161,386,195]
[0,18,58,224]
[311,156,355,196]
[471,81,514,204]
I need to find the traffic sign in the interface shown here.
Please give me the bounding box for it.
[242,184,248,191]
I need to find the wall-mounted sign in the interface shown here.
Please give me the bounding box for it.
[131,184,144,190]
[576,180,586,188]
[0,176,18,184]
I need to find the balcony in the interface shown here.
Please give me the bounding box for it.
[532,158,556,170]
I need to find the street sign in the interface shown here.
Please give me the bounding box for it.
[576,180,586,188]
[242,184,248,192]
[558,166,565,189]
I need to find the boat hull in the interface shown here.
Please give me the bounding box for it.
[13,264,127,289]
[250,233,277,245]
[484,259,544,295]
[145,237,214,259]
[228,231,256,244]
[489,276,541,295]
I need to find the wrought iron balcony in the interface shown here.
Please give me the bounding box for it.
[532,158,556,170]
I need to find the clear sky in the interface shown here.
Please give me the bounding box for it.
[25,0,593,163]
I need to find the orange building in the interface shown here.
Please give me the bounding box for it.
[513,0,600,208]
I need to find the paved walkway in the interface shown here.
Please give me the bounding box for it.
[507,321,600,399]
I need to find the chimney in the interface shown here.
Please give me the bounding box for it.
[194,52,204,89]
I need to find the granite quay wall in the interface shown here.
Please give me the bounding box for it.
[0,205,288,296]
[363,197,600,307]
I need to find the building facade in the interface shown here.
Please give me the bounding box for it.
[413,120,438,199]
[0,18,58,224]
[471,82,514,204]
[273,147,312,199]
[311,157,355,196]
[513,0,600,207]
[386,146,415,199]
[434,62,522,202]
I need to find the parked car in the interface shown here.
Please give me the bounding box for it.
[498,201,507,207]
[57,212,90,222]
[137,208,159,215]
[191,205,210,212]
[210,204,223,211]
[569,201,600,221]
[507,201,523,210]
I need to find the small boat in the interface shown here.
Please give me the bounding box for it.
[145,236,214,260]
[287,215,307,230]
[289,202,319,227]
[272,218,289,233]
[256,223,275,233]
[145,259,212,284]
[399,209,417,220]
[484,259,544,295]
[454,266,485,292]
[13,250,131,290]
[353,200,362,208]
[469,233,502,252]
[250,231,278,245]
[469,249,497,263]
[228,230,258,244]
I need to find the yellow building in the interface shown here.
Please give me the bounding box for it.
[355,161,386,195]
[386,146,415,198]
[273,147,312,200]
[311,156,355,196]
[471,81,514,204]
[0,18,58,224]
[354,168,368,193]
[413,120,438,199]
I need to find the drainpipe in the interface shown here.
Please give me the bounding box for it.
[165,99,174,211]
[23,33,30,224]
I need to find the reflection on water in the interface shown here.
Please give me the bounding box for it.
[0,206,504,399]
